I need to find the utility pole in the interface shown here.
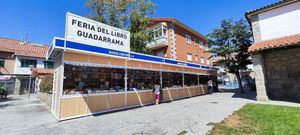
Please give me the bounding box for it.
[28,65,34,99]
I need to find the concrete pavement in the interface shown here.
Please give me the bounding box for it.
[0,92,256,135]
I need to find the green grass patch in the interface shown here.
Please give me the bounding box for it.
[209,103,300,135]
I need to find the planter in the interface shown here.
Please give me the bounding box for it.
[37,92,52,107]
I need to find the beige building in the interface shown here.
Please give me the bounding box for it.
[246,0,300,102]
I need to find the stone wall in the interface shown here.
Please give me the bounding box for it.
[37,92,52,107]
[263,46,300,102]
[252,54,268,101]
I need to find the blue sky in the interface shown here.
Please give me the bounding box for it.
[0,0,278,45]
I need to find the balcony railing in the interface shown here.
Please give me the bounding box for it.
[147,36,168,50]
[146,23,168,50]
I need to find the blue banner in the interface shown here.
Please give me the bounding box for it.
[130,52,164,63]
[53,38,216,70]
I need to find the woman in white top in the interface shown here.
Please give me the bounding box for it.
[153,83,161,105]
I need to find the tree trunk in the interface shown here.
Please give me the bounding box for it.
[235,72,244,93]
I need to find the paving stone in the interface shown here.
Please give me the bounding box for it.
[0,93,258,135]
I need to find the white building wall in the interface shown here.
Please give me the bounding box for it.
[258,1,300,41]
[14,56,45,75]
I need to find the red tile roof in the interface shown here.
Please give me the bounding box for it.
[151,18,175,22]
[151,18,207,40]
[0,37,49,58]
[249,34,300,52]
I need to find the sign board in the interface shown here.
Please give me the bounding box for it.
[65,13,131,53]
[0,75,11,81]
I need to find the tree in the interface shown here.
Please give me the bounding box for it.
[208,19,252,93]
[40,75,53,94]
[86,0,155,53]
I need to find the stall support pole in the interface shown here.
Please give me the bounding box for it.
[198,75,200,86]
[182,73,185,87]
[124,68,128,107]
[160,71,162,87]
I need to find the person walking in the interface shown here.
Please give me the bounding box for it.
[153,82,161,105]
[207,80,213,94]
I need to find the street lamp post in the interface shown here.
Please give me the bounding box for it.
[28,65,34,99]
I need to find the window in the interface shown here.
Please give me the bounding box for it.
[199,40,204,48]
[200,57,204,64]
[205,46,210,51]
[63,65,126,95]
[194,39,198,46]
[207,59,210,65]
[43,61,54,69]
[195,55,198,62]
[155,50,165,57]
[151,29,161,39]
[184,74,198,86]
[20,78,29,88]
[20,59,37,68]
[187,53,192,62]
[127,69,160,91]
[0,58,4,67]
[162,72,183,88]
[149,25,167,39]
[157,27,162,37]
[186,35,191,44]
[163,26,167,36]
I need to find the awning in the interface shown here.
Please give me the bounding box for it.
[64,61,209,75]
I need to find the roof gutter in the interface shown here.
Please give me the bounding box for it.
[172,19,208,41]
[151,18,208,41]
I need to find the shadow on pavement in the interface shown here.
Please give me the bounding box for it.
[0,103,13,109]
[232,91,256,101]
[0,96,21,103]
[219,87,257,101]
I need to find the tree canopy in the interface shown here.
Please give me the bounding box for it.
[86,0,155,53]
[208,19,253,92]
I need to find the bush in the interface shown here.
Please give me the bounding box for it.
[40,75,53,94]
[0,84,6,93]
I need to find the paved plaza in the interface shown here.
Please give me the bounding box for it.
[0,92,257,135]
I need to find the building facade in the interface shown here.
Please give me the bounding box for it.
[147,18,211,66]
[0,37,53,94]
[246,0,300,102]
